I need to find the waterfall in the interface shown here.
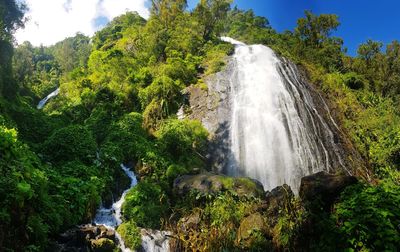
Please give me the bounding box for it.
[93,164,137,252]
[37,88,60,109]
[221,37,344,192]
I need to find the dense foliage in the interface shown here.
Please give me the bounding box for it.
[0,0,399,251]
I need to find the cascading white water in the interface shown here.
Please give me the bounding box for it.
[222,37,340,192]
[93,165,171,252]
[94,164,137,252]
[37,88,60,109]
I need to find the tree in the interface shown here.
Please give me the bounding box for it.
[52,33,91,73]
[13,41,34,83]
[225,8,274,44]
[0,0,26,97]
[151,0,187,27]
[0,0,26,41]
[295,10,340,48]
[193,0,232,40]
[357,39,383,66]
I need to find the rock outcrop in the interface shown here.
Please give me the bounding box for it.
[299,171,358,209]
[182,59,234,173]
[50,225,117,252]
[173,172,265,198]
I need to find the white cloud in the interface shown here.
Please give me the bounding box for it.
[15,0,150,46]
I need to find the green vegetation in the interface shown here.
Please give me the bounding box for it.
[335,181,400,251]
[117,221,142,250]
[0,0,399,251]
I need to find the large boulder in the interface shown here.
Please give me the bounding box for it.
[173,172,265,198]
[299,171,358,209]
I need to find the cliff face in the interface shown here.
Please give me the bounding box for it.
[183,57,235,174]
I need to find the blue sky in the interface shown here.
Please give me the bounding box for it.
[189,0,400,56]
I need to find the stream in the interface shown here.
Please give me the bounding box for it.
[93,164,137,252]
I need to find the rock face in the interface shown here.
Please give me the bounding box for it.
[299,171,358,208]
[51,225,117,252]
[183,59,234,173]
[139,228,173,252]
[173,172,265,198]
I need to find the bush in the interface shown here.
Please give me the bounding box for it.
[334,180,400,251]
[0,126,52,250]
[202,43,234,75]
[122,181,169,229]
[166,164,188,183]
[117,221,142,250]
[156,119,208,166]
[41,124,97,164]
[343,72,366,90]
[103,112,152,162]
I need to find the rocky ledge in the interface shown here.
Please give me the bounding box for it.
[173,172,265,198]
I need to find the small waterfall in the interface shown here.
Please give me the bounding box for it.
[221,37,344,192]
[93,165,171,252]
[93,164,137,252]
[37,88,60,109]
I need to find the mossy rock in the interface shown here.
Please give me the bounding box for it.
[173,172,265,198]
[90,238,115,252]
[236,213,272,250]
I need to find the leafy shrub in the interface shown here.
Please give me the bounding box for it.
[139,76,185,113]
[122,181,169,229]
[156,119,208,166]
[343,72,366,90]
[202,43,234,75]
[104,112,152,162]
[166,164,188,183]
[334,180,400,251]
[41,124,97,164]
[117,221,142,250]
[0,126,51,250]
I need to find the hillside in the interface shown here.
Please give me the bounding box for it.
[1,0,399,251]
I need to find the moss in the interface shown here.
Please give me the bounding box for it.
[90,238,115,252]
[220,176,235,189]
[236,213,271,251]
[202,43,234,76]
[117,221,141,250]
[194,78,209,91]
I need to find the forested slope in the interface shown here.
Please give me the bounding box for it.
[0,0,399,251]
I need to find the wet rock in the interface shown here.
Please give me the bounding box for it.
[299,171,358,209]
[54,225,117,252]
[173,172,265,198]
[139,229,173,252]
[97,225,115,241]
[90,238,115,252]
